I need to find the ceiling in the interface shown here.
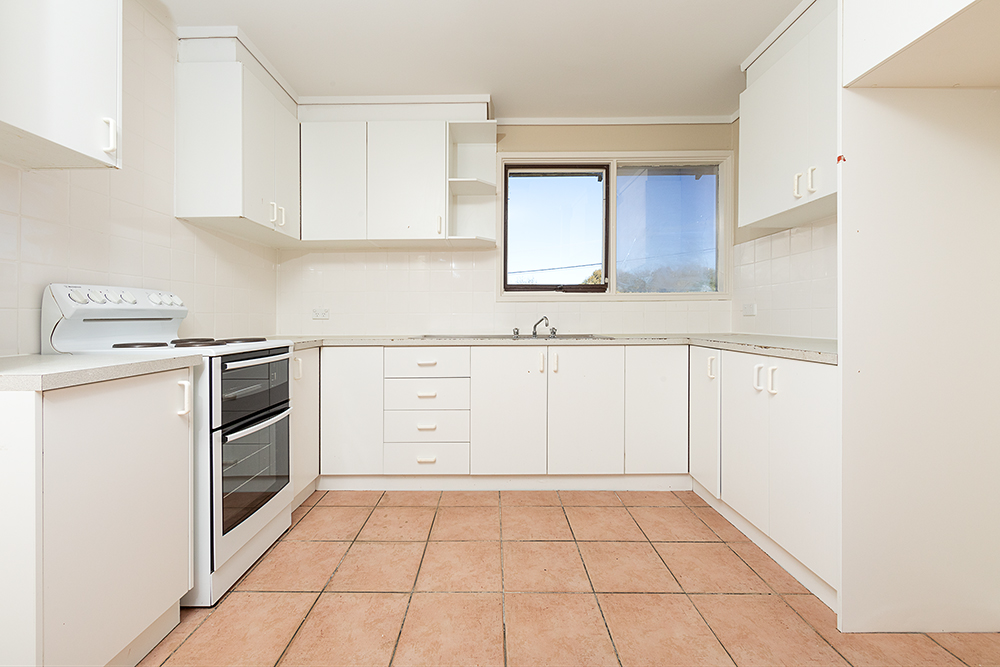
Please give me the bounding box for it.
[159,0,803,122]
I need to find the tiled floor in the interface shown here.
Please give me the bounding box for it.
[140,490,1000,667]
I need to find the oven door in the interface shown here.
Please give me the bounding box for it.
[212,404,292,570]
[213,348,291,430]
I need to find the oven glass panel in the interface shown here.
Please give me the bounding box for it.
[220,356,289,428]
[221,410,289,535]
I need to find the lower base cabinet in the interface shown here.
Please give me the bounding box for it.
[320,347,383,475]
[690,346,722,497]
[291,347,320,500]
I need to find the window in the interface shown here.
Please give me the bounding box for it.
[502,155,727,297]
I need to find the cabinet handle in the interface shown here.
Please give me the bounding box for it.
[102,117,117,154]
[293,357,303,380]
[270,202,278,223]
[540,352,545,373]
[278,206,286,227]
[767,366,778,395]
[793,173,803,199]
[753,364,765,391]
[437,215,442,235]
[553,352,559,373]
[807,166,817,193]
[707,356,716,380]
[416,391,437,398]
[417,424,437,431]
[177,380,192,416]
[416,457,437,464]
[416,360,437,367]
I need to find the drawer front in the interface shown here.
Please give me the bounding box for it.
[384,347,470,378]
[384,410,470,442]
[384,378,470,410]
[384,442,470,475]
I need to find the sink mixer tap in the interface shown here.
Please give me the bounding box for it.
[532,316,550,338]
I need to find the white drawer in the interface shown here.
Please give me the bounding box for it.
[384,410,470,442]
[384,378,470,410]
[384,347,470,378]
[383,442,470,475]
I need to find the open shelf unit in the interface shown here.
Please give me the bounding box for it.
[447,120,497,243]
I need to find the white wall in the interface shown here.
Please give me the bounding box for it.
[730,218,838,339]
[0,0,276,357]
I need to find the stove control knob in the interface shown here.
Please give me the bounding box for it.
[69,289,88,305]
[148,293,163,306]
[121,291,137,305]
[87,290,107,304]
[163,294,177,306]
[172,296,185,307]
[105,291,122,304]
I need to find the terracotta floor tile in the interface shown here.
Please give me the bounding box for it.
[429,506,500,541]
[505,593,618,667]
[501,506,574,540]
[655,543,770,594]
[356,507,436,541]
[138,607,211,667]
[315,490,383,506]
[503,541,592,592]
[163,592,317,667]
[325,542,425,592]
[630,506,720,542]
[289,505,308,529]
[559,490,624,506]
[729,541,809,594]
[929,633,1000,667]
[501,490,561,506]
[284,506,372,541]
[440,490,499,506]
[377,490,441,506]
[616,490,684,506]
[393,593,504,667]
[278,592,408,667]
[299,490,325,507]
[416,541,502,592]
[787,595,966,667]
[692,594,849,667]
[675,490,710,506]
[565,506,647,541]
[237,541,348,592]
[691,506,750,542]
[578,542,681,593]
[599,594,735,667]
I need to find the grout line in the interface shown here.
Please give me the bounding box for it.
[925,634,974,667]
[499,493,508,667]
[778,595,857,667]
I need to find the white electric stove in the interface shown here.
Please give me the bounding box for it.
[41,283,294,606]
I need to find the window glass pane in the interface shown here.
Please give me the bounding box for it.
[506,170,606,288]
[616,165,718,293]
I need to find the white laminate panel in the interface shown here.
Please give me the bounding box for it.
[384,346,470,377]
[320,347,383,475]
[384,378,470,411]
[383,442,470,475]
[689,346,722,498]
[384,410,470,443]
[624,346,689,474]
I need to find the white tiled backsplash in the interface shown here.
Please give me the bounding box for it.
[0,0,276,356]
[731,217,838,338]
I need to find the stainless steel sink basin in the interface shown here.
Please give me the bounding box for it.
[414,333,615,341]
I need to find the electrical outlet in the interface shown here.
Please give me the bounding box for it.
[312,309,330,320]
[742,303,757,317]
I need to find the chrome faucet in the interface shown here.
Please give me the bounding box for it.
[532,316,549,338]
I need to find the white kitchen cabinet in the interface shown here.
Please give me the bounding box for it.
[291,348,320,505]
[689,346,722,498]
[624,346,688,474]
[0,0,122,169]
[447,120,498,241]
[470,346,548,475]
[548,346,626,475]
[0,368,193,667]
[738,0,837,229]
[721,351,771,532]
[175,61,300,244]
[320,347,383,475]
[301,121,368,241]
[367,120,447,240]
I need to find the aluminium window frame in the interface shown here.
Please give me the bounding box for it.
[497,151,734,302]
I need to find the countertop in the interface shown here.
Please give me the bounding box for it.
[0,353,203,391]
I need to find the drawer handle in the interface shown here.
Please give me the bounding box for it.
[416,360,438,367]
[417,424,438,431]
[417,457,437,464]
[416,391,438,398]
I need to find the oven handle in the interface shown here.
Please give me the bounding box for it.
[223,352,292,371]
[223,407,292,443]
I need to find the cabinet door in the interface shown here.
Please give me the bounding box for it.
[273,99,301,239]
[768,358,840,585]
[548,346,625,475]
[320,347,383,474]
[301,121,368,241]
[41,369,192,667]
[291,348,320,500]
[242,66,277,228]
[624,346,688,474]
[0,0,121,168]
[721,351,769,532]
[367,120,446,240]
[802,9,838,204]
[470,347,547,475]
[690,346,722,498]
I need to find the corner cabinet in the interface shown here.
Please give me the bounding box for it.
[291,348,320,504]
[738,0,837,229]
[689,346,722,497]
[0,0,122,169]
[319,347,384,475]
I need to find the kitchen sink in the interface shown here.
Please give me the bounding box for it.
[414,333,616,341]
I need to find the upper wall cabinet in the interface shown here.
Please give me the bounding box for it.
[738,0,837,229]
[0,0,122,169]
